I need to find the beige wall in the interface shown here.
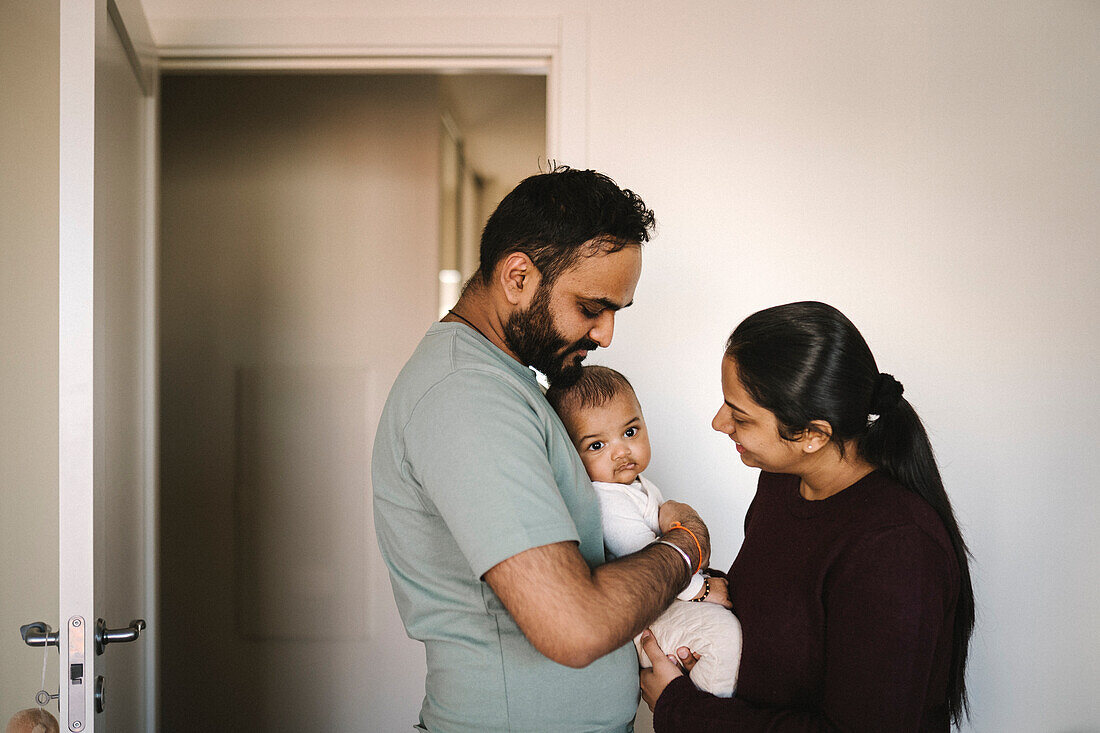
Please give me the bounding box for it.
[439,73,548,233]
[158,74,441,731]
[438,74,547,282]
[0,1,60,724]
[142,2,1100,731]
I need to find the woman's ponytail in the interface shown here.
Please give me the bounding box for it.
[861,394,975,726]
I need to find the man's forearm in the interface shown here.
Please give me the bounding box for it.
[585,541,695,645]
[584,500,712,652]
[486,540,686,668]
[483,504,712,668]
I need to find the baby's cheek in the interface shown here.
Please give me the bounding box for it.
[588,459,616,483]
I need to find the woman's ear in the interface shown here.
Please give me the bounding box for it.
[801,420,834,454]
[497,252,541,306]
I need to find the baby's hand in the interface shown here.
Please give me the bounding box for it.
[657,501,711,570]
[657,500,699,534]
[698,575,732,609]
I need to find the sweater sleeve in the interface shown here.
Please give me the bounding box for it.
[653,524,953,732]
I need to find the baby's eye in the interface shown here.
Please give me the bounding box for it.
[587,441,605,451]
[624,427,638,438]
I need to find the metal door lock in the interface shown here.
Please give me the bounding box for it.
[68,616,86,731]
[20,617,143,725]
[94,618,145,655]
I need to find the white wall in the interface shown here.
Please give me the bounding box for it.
[0,1,60,725]
[584,7,1099,732]
[141,2,1100,731]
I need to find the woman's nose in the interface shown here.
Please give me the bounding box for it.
[712,408,732,434]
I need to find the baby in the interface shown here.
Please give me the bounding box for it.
[547,365,742,697]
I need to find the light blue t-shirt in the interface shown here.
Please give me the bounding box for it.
[372,322,638,732]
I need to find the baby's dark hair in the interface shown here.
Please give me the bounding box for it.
[546,365,636,421]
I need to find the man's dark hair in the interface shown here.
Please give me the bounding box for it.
[477,165,656,288]
[546,365,636,421]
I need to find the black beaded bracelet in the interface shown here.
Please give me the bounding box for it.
[689,576,710,602]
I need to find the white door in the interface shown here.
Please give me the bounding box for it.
[58,0,157,730]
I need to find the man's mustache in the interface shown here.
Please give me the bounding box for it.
[569,338,600,353]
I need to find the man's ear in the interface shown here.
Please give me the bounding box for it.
[498,252,541,306]
[801,420,834,454]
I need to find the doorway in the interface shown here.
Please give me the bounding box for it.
[157,71,545,731]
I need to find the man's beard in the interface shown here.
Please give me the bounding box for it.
[504,286,597,387]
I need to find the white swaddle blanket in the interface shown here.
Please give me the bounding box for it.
[635,598,742,697]
[593,476,743,697]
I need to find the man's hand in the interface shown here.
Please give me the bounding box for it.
[657,500,711,571]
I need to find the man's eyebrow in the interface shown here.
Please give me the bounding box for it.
[583,296,633,311]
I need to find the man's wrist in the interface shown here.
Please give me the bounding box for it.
[676,573,706,601]
[653,540,693,590]
[666,522,703,574]
[655,540,692,572]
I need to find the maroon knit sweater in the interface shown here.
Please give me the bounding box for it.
[654,470,959,732]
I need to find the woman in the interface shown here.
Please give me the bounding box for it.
[640,301,974,731]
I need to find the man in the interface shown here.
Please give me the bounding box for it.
[372,167,710,732]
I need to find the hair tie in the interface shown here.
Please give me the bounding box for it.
[867,372,904,425]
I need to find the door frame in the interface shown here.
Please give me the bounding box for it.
[59,1,158,731]
[154,14,589,166]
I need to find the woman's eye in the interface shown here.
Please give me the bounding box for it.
[624,427,638,438]
[587,441,604,451]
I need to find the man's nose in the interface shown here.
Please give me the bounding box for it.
[589,311,615,348]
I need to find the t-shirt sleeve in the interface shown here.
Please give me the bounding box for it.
[402,369,581,578]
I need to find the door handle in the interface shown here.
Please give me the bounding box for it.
[20,621,59,648]
[94,618,146,655]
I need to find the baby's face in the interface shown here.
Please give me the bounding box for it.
[564,391,652,484]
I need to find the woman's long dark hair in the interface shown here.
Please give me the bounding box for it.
[726,301,974,726]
